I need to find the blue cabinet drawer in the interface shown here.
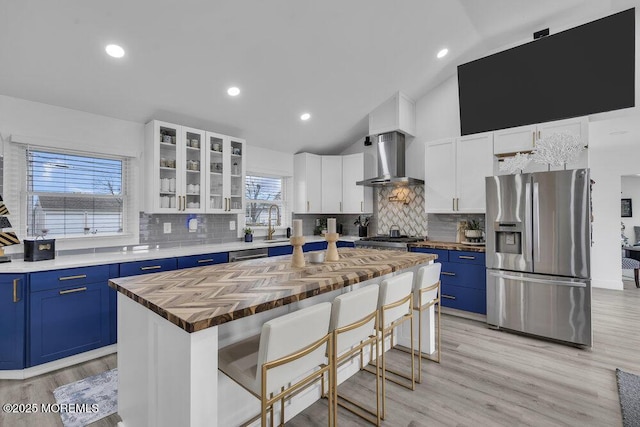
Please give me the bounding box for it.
[31,265,111,292]
[120,258,177,277]
[440,284,486,314]
[268,245,293,257]
[337,241,355,248]
[450,250,485,265]
[439,262,486,290]
[177,253,228,269]
[30,281,110,366]
[303,241,328,252]
[410,247,449,262]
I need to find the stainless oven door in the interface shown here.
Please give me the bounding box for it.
[487,269,592,347]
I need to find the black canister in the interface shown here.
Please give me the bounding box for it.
[286,227,291,238]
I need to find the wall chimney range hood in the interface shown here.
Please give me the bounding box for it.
[356,132,424,187]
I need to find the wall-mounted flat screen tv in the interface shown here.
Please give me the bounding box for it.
[458,8,635,136]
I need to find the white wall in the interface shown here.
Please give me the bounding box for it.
[0,94,144,250]
[621,175,640,244]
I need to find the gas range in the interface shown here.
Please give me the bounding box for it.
[354,235,424,250]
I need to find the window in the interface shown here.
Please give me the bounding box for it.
[245,175,288,227]
[25,149,129,238]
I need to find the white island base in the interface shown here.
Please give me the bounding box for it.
[116,267,435,427]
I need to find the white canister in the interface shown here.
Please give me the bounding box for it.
[169,196,176,208]
[169,178,176,192]
[160,178,170,192]
[194,184,200,194]
[188,184,195,194]
[161,196,169,208]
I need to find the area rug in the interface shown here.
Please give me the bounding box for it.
[616,368,640,427]
[53,368,117,427]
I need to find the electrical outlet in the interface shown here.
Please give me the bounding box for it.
[163,223,171,234]
[229,220,236,231]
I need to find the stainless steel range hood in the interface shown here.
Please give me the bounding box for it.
[356,132,424,187]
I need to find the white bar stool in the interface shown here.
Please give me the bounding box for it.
[413,263,442,382]
[376,271,415,419]
[330,284,380,426]
[219,302,333,427]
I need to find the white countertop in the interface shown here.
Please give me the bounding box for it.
[0,235,362,273]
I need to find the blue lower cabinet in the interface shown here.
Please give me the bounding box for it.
[0,274,27,369]
[120,258,177,277]
[337,241,355,248]
[440,284,486,314]
[411,247,486,315]
[30,281,110,366]
[177,252,228,269]
[303,241,328,252]
[268,245,293,257]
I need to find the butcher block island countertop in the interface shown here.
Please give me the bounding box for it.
[109,248,436,333]
[408,240,486,253]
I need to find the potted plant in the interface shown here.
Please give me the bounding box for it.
[243,227,253,242]
[463,220,483,239]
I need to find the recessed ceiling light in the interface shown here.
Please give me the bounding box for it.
[227,87,240,96]
[436,48,449,59]
[610,130,628,135]
[300,113,311,121]
[105,44,125,58]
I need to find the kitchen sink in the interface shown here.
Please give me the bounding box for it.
[263,238,290,244]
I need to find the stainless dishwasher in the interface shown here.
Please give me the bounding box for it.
[228,247,269,262]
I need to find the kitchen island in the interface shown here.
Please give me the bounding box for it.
[109,248,436,427]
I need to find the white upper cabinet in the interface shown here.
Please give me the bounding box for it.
[342,153,373,214]
[368,91,416,137]
[493,124,538,155]
[294,153,322,213]
[294,152,373,214]
[144,120,245,214]
[424,138,456,213]
[205,133,245,213]
[493,117,588,174]
[425,133,493,213]
[456,132,494,212]
[321,156,343,213]
[145,120,206,213]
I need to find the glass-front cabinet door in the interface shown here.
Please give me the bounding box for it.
[205,133,245,213]
[149,120,180,213]
[228,138,245,213]
[181,127,206,213]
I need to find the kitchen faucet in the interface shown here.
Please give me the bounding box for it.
[267,204,281,240]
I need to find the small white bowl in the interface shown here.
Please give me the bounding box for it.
[308,252,325,263]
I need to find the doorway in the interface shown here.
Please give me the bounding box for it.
[621,174,640,290]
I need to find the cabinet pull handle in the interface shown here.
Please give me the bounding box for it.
[59,287,87,295]
[459,255,475,260]
[339,201,342,212]
[59,274,87,281]
[184,196,187,211]
[455,198,459,211]
[13,278,19,303]
[178,196,183,211]
[307,201,310,212]
[441,272,456,276]
[361,201,364,212]
[532,131,535,147]
[538,130,541,139]
[197,259,214,263]
[140,265,162,271]
[442,294,456,300]
[226,198,230,211]
[452,198,455,210]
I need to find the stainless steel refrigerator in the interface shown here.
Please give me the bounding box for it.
[485,169,592,347]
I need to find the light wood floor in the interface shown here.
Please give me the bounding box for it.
[2,286,638,427]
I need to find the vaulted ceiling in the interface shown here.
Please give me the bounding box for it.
[0,0,632,154]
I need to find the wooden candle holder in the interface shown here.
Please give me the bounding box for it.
[290,236,306,268]
[325,232,339,262]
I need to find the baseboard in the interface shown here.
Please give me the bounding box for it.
[592,278,624,290]
[441,307,487,323]
[0,344,117,380]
